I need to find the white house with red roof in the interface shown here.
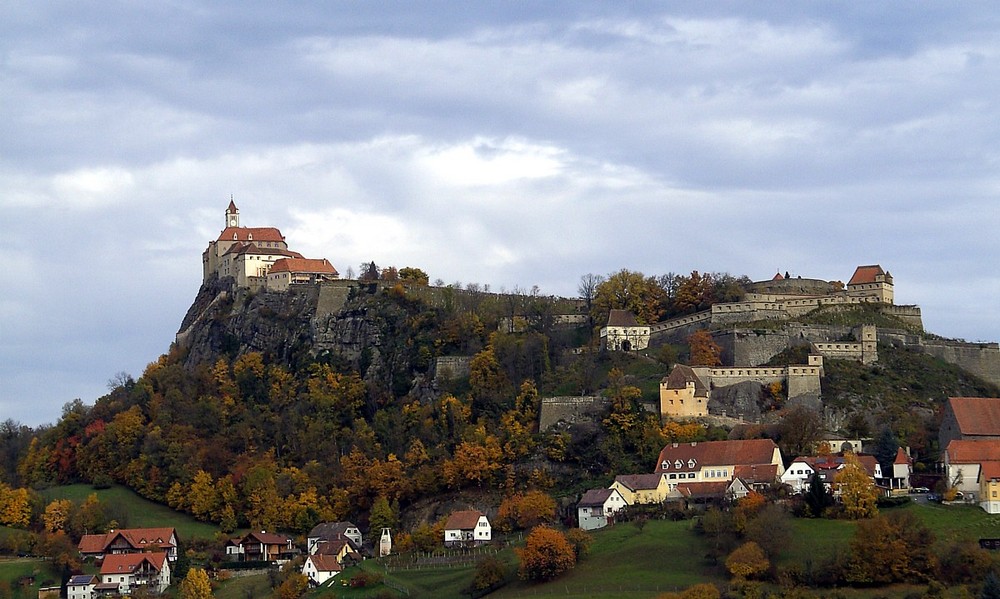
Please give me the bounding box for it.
[781,454,881,493]
[944,439,1000,502]
[302,554,342,587]
[654,439,784,492]
[939,397,1000,451]
[443,510,491,547]
[98,552,170,594]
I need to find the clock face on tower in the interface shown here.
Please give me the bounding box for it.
[229,216,237,226]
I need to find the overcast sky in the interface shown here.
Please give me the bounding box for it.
[3,3,999,427]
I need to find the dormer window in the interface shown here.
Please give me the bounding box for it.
[688,458,697,468]
[661,460,669,470]
[674,460,683,469]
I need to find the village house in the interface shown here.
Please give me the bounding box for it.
[307,521,363,555]
[609,473,670,505]
[67,575,97,599]
[938,397,1000,452]
[78,527,178,562]
[781,454,882,494]
[654,439,784,492]
[230,530,297,564]
[600,309,650,352]
[577,488,627,531]
[443,510,491,547]
[97,552,171,595]
[302,554,342,587]
[944,439,1000,506]
[266,257,339,291]
[671,478,752,503]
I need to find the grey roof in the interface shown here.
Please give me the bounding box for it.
[579,488,617,507]
[69,575,97,585]
[661,364,709,396]
[308,521,359,539]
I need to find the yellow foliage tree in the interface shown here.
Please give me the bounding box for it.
[835,453,879,520]
[0,485,32,528]
[179,567,213,599]
[188,470,218,521]
[725,541,770,579]
[42,499,74,532]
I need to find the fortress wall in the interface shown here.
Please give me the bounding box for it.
[435,356,472,382]
[881,305,924,329]
[649,311,711,334]
[812,342,864,361]
[709,367,787,387]
[539,396,611,430]
[920,341,1000,388]
[787,369,822,402]
[715,330,790,367]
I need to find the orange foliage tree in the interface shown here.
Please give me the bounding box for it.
[687,330,722,367]
[516,526,577,581]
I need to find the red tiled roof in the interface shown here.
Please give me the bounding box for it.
[772,272,784,281]
[947,397,1000,436]
[848,265,885,285]
[613,473,664,492]
[661,364,709,396]
[894,447,909,465]
[444,510,485,531]
[981,461,1000,480]
[676,481,730,499]
[733,464,779,484]
[946,440,1000,463]
[227,199,238,212]
[606,309,641,327]
[269,258,338,276]
[223,242,301,259]
[307,554,342,573]
[315,539,356,555]
[243,531,291,545]
[100,552,166,575]
[655,439,779,473]
[79,528,176,554]
[217,226,285,243]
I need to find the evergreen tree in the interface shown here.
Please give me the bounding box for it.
[983,571,1000,599]
[804,473,834,517]
[873,426,899,476]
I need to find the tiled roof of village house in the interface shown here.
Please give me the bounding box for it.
[981,461,1000,481]
[444,510,485,530]
[946,439,1000,463]
[78,528,176,554]
[947,397,1000,435]
[847,265,885,285]
[733,464,779,484]
[655,439,778,473]
[308,521,358,539]
[675,481,730,499]
[243,531,292,545]
[307,554,342,573]
[100,552,167,575]
[613,473,664,492]
[772,272,784,280]
[606,309,641,327]
[270,257,338,275]
[894,447,910,465]
[661,364,709,396]
[217,226,285,243]
[791,454,879,477]
[579,489,617,507]
[68,575,97,586]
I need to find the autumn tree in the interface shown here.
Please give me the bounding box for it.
[179,568,213,599]
[835,453,879,520]
[845,511,937,584]
[776,406,823,458]
[687,330,722,367]
[725,541,770,580]
[42,499,73,532]
[369,495,398,533]
[516,526,577,581]
[0,484,32,528]
[497,491,556,531]
[398,267,429,285]
[592,269,666,326]
[469,555,507,593]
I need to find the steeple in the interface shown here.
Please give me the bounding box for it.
[226,197,239,228]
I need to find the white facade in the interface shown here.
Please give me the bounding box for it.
[302,555,341,586]
[67,576,96,599]
[781,460,818,493]
[577,489,627,531]
[444,515,491,546]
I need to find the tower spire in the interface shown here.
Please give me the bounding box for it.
[226,197,239,228]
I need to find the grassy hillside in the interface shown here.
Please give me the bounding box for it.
[41,484,221,541]
[0,557,61,599]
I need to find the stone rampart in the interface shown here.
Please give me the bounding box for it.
[539,396,610,430]
[878,330,1000,387]
[435,356,472,382]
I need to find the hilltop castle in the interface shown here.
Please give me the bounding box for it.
[202,200,339,291]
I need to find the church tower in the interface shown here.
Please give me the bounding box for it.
[226,198,240,228]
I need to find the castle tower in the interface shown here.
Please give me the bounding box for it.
[226,198,239,228]
[860,324,878,365]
